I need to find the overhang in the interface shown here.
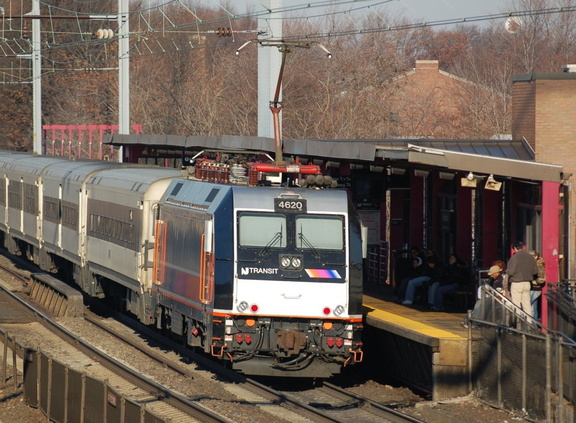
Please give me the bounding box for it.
[407,144,565,183]
[105,134,565,182]
[105,134,378,161]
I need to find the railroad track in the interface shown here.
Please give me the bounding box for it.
[0,254,424,422]
[83,300,425,423]
[0,268,231,422]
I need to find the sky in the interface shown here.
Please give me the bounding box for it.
[239,0,510,28]
[384,0,508,23]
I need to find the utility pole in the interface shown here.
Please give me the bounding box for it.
[118,0,130,161]
[257,0,282,140]
[31,0,42,154]
[27,2,124,156]
[237,40,331,165]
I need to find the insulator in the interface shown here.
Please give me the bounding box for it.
[314,175,325,185]
[94,28,114,39]
[216,27,232,37]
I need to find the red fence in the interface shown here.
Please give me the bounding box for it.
[42,124,142,161]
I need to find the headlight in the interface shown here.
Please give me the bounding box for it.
[291,257,302,268]
[333,305,345,316]
[280,254,303,270]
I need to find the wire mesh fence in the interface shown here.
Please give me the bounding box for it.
[469,283,576,422]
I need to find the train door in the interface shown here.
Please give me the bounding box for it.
[200,219,214,308]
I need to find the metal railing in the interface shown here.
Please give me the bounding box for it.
[545,280,576,350]
[468,284,576,422]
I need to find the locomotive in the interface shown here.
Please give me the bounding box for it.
[0,150,364,378]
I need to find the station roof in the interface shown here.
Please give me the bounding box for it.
[105,134,565,183]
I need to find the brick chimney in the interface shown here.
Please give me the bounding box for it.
[415,60,439,71]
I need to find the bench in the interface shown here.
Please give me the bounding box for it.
[445,288,474,312]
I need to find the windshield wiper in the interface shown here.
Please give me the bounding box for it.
[298,231,322,258]
[260,231,283,256]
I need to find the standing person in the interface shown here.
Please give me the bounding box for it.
[529,251,546,321]
[506,241,538,320]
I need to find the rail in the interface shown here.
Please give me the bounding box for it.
[0,282,231,423]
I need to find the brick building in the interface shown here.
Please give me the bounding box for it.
[512,68,576,278]
[391,60,497,139]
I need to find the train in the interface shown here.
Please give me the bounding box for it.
[0,150,364,378]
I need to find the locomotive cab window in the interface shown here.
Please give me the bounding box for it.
[296,215,344,251]
[238,213,286,248]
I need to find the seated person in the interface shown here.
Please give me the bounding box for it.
[462,263,505,328]
[394,256,423,302]
[428,254,468,311]
[402,255,444,305]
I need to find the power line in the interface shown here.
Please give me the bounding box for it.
[1,1,576,83]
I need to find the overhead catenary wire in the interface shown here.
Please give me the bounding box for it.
[0,0,575,83]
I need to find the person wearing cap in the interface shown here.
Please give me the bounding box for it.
[462,263,504,328]
[488,265,504,290]
[506,241,538,321]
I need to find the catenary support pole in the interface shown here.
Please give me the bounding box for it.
[118,0,130,161]
[32,0,42,155]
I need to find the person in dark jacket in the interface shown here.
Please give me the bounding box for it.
[462,264,504,328]
[428,254,468,311]
[394,256,424,302]
[402,255,444,305]
[529,250,546,320]
[506,241,538,320]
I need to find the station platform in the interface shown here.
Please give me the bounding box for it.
[362,284,471,400]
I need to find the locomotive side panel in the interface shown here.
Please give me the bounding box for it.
[347,198,364,316]
[156,205,205,302]
[153,181,234,338]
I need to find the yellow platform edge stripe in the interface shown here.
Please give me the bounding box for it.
[365,306,464,339]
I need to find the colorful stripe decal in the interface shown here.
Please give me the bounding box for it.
[305,269,341,279]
